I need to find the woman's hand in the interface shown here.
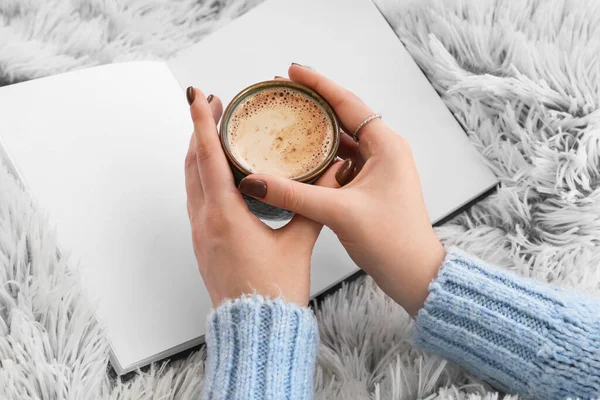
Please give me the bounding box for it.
[184,87,340,307]
[239,65,446,316]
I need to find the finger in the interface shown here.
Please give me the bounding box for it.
[337,132,359,160]
[188,87,235,201]
[238,170,342,226]
[279,160,343,241]
[184,133,204,219]
[316,159,344,189]
[334,158,356,187]
[288,64,390,157]
[207,94,224,125]
[341,132,368,173]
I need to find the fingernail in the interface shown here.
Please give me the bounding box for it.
[186,86,195,106]
[207,94,214,103]
[239,178,267,198]
[291,62,314,71]
[335,158,355,187]
[274,75,285,79]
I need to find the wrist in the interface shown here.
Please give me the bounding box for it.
[404,239,445,316]
[405,238,446,316]
[369,238,445,316]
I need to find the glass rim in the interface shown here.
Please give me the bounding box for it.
[219,80,340,183]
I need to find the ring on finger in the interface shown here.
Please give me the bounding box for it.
[352,113,382,142]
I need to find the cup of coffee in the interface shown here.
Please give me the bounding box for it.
[219,80,340,220]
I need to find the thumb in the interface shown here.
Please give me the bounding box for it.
[278,159,344,242]
[239,161,343,225]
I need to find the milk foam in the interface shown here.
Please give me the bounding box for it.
[227,87,334,179]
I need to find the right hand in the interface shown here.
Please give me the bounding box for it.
[239,64,446,316]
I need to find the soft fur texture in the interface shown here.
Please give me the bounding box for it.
[1,0,599,398]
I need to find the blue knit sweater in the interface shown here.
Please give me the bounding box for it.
[201,248,600,399]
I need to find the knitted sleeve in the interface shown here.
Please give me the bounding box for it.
[414,247,600,400]
[201,295,319,400]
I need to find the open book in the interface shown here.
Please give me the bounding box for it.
[0,0,497,375]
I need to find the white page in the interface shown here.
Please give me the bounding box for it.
[0,0,497,376]
[168,0,497,300]
[168,0,497,223]
[0,61,206,373]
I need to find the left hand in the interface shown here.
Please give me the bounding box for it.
[184,87,341,307]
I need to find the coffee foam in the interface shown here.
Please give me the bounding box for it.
[227,87,334,179]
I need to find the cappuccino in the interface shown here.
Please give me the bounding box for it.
[227,87,335,179]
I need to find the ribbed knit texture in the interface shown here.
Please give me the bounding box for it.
[414,247,600,400]
[202,250,600,399]
[201,295,319,400]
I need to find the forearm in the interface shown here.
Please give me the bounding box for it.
[414,247,600,400]
[201,295,319,400]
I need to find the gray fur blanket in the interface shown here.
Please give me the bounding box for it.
[1,0,599,398]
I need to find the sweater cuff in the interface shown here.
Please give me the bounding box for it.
[414,247,600,399]
[202,295,319,400]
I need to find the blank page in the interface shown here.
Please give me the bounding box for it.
[0,62,207,373]
[168,0,498,317]
[168,0,497,223]
[0,0,498,375]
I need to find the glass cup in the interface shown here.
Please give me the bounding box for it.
[219,80,340,220]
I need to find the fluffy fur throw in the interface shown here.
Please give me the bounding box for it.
[1,0,599,398]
